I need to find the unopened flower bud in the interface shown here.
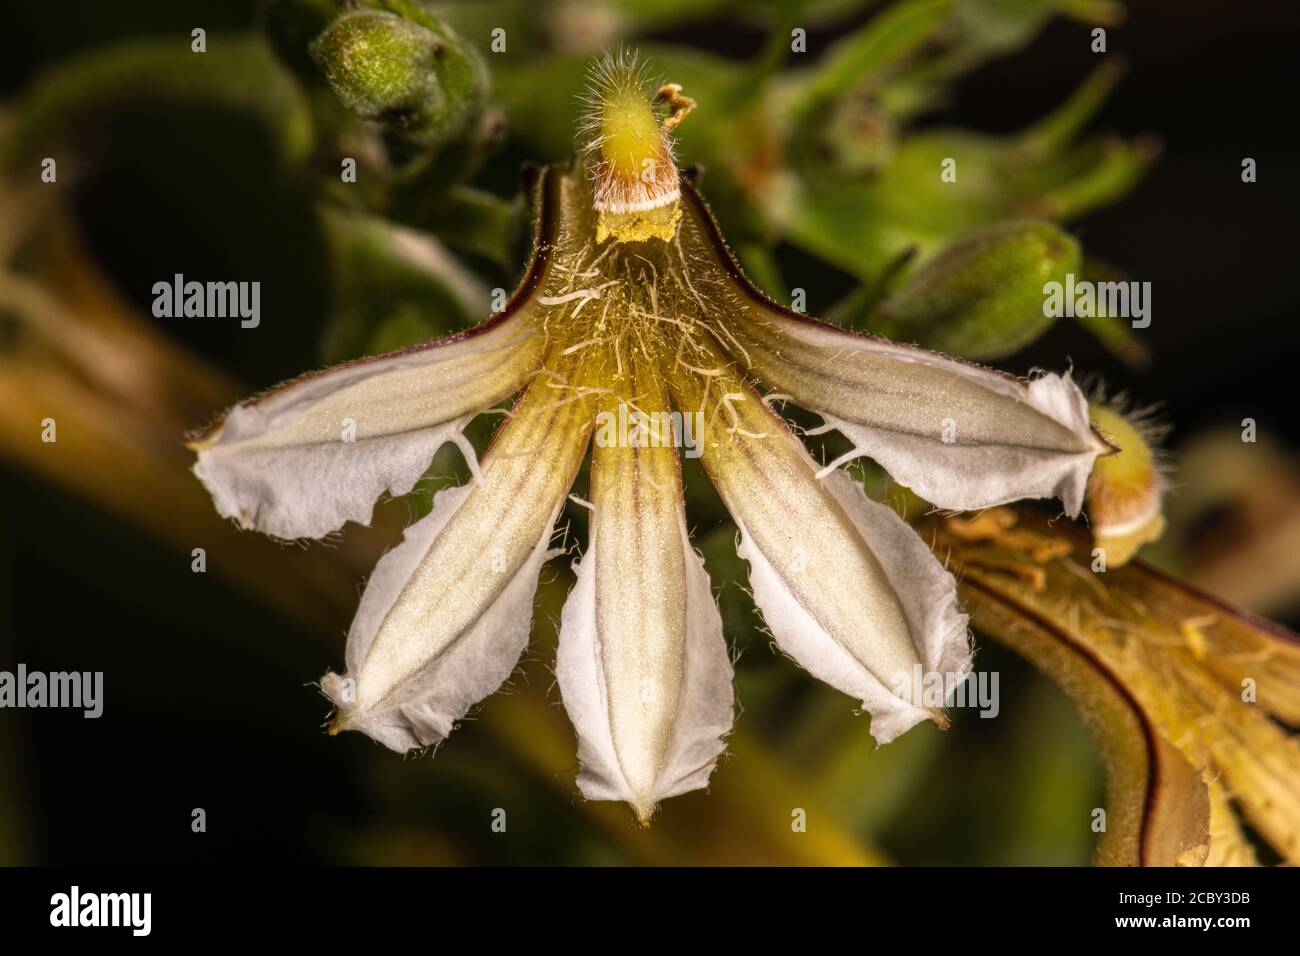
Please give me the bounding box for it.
[1086,402,1166,566]
[874,221,1080,360]
[310,8,485,143]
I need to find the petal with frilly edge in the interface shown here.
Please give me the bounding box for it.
[188,172,568,541]
[676,179,1112,516]
[673,338,971,744]
[191,313,544,540]
[321,364,593,752]
[556,368,733,824]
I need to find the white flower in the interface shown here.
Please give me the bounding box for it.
[190,56,1111,823]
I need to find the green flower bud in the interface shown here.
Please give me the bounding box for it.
[309,8,485,143]
[871,220,1081,360]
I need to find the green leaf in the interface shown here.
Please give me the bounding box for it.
[790,0,954,113]
[317,206,488,362]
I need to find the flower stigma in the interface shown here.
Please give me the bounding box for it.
[581,49,692,245]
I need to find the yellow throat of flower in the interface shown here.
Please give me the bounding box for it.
[583,52,692,245]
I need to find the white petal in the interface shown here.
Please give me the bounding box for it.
[675,179,1109,516]
[321,374,591,752]
[192,310,543,539]
[738,470,970,744]
[555,367,733,822]
[814,367,1101,515]
[320,485,556,751]
[557,514,733,821]
[673,349,970,745]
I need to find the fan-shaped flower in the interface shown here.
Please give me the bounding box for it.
[189,53,1111,823]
